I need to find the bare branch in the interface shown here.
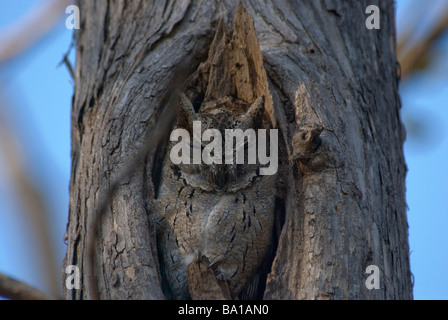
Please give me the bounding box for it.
[57,38,75,80]
[0,97,60,296]
[397,8,427,55]
[0,273,59,300]
[399,7,448,79]
[0,0,72,63]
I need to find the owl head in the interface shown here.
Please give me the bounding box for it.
[173,93,265,191]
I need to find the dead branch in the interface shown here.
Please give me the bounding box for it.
[399,7,448,79]
[0,273,58,300]
[0,0,72,63]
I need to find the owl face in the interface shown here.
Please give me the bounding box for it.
[192,113,252,188]
[172,94,265,191]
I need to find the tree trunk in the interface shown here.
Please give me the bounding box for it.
[63,0,412,300]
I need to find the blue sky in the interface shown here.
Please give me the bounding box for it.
[0,0,72,295]
[0,1,447,299]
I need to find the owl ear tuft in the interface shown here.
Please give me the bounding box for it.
[177,92,196,130]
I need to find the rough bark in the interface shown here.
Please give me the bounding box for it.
[63,0,412,300]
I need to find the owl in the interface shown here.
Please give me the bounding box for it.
[155,93,276,300]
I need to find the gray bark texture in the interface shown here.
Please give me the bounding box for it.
[63,0,413,300]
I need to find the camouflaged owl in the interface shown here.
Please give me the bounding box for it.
[156,93,276,299]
